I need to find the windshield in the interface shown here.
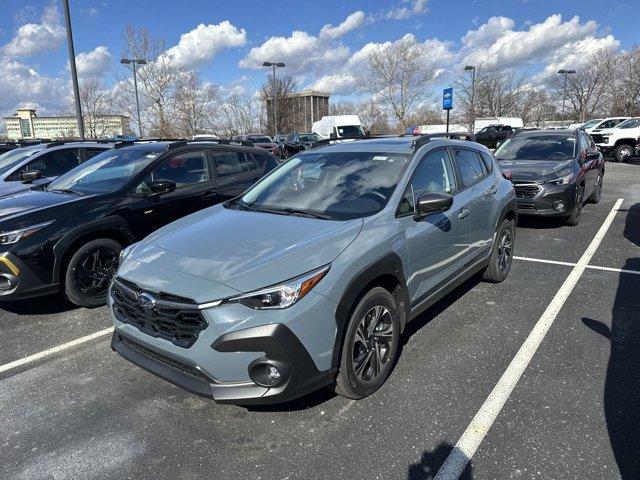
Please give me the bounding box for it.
[298,133,320,142]
[337,125,365,137]
[581,119,602,129]
[47,148,161,194]
[617,118,640,129]
[0,146,44,177]
[237,151,410,220]
[495,135,576,161]
[248,136,272,144]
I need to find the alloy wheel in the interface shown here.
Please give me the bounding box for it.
[497,228,513,274]
[352,305,394,383]
[75,247,119,299]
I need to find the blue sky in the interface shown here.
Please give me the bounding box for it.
[0,0,636,116]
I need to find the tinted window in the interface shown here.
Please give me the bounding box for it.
[214,151,255,177]
[618,118,640,129]
[501,126,512,131]
[152,151,209,187]
[0,146,44,177]
[21,148,80,178]
[86,148,107,160]
[398,149,456,216]
[480,152,494,173]
[495,135,576,161]
[453,149,486,187]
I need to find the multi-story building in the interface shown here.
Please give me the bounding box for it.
[265,90,330,134]
[3,108,132,140]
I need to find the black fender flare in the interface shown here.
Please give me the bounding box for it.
[331,252,409,368]
[52,216,134,282]
[495,196,518,229]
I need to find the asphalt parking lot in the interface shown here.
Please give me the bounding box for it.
[1,159,639,480]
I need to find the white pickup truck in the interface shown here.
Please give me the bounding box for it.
[589,117,640,162]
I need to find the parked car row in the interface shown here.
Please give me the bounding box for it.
[0,129,606,406]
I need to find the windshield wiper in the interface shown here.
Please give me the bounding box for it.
[264,207,332,220]
[227,198,256,211]
[48,188,84,196]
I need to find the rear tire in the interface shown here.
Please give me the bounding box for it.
[64,238,122,308]
[566,185,584,226]
[614,144,633,163]
[588,172,603,204]
[334,287,400,400]
[482,218,515,283]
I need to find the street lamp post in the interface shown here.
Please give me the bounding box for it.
[464,65,476,133]
[62,0,84,140]
[121,58,147,138]
[558,69,576,122]
[262,61,285,136]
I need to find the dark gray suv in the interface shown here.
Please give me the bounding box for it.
[111,134,517,405]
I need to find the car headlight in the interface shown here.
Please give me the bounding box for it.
[546,173,574,186]
[230,265,330,310]
[119,242,138,263]
[0,221,53,245]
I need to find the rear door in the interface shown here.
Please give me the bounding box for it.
[82,147,110,162]
[210,149,263,202]
[450,147,496,262]
[143,148,217,224]
[398,148,471,305]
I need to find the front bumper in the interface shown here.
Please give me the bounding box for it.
[0,252,57,300]
[513,182,576,217]
[112,324,336,405]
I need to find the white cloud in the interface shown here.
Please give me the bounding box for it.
[0,60,66,115]
[162,21,247,69]
[75,46,113,80]
[384,0,429,20]
[458,15,602,70]
[319,11,365,40]
[2,3,65,57]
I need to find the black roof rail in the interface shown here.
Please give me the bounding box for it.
[168,138,255,150]
[411,132,476,150]
[114,141,136,149]
[45,141,66,148]
[309,135,376,150]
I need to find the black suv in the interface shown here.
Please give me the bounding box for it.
[475,125,514,149]
[281,132,322,158]
[494,129,604,225]
[0,140,277,307]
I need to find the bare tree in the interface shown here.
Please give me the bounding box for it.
[217,94,261,136]
[364,36,436,130]
[550,50,616,122]
[609,46,640,116]
[260,75,297,134]
[172,72,220,137]
[329,100,356,116]
[62,79,125,138]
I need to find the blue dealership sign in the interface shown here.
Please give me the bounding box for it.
[443,87,453,110]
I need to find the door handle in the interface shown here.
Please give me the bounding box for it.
[458,207,470,219]
[485,184,498,195]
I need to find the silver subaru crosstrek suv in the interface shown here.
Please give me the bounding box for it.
[110,134,517,405]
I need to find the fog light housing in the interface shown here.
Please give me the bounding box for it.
[248,361,288,388]
[553,200,566,212]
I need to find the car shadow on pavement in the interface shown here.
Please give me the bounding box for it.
[407,443,474,479]
[0,293,78,315]
[581,202,640,479]
[516,215,568,230]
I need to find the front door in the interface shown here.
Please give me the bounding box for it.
[398,148,471,306]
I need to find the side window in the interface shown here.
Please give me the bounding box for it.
[501,126,512,132]
[479,152,494,173]
[151,150,209,187]
[27,149,81,178]
[213,151,253,177]
[398,149,457,216]
[85,148,106,160]
[579,133,590,153]
[453,148,486,188]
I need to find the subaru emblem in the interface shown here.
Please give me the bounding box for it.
[137,292,157,310]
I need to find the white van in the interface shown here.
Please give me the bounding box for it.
[474,117,523,133]
[312,115,365,139]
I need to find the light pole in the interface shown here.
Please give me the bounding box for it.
[558,69,576,122]
[62,0,84,140]
[464,65,476,133]
[121,58,147,138]
[262,61,285,136]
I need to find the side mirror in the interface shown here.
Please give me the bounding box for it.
[329,132,337,139]
[414,192,454,219]
[148,180,176,195]
[586,151,600,160]
[21,170,42,183]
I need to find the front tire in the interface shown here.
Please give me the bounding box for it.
[588,172,603,204]
[482,218,515,283]
[566,185,584,226]
[64,238,122,307]
[614,144,633,163]
[334,287,400,400]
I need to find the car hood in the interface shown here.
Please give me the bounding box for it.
[0,181,36,198]
[128,205,363,293]
[498,159,574,182]
[0,188,87,223]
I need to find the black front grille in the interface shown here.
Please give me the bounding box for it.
[111,278,208,348]
[513,183,540,199]
[590,134,605,144]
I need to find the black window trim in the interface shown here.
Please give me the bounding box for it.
[210,148,259,179]
[449,146,491,192]
[396,146,459,218]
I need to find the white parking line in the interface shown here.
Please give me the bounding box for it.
[514,255,640,275]
[435,198,624,480]
[0,326,114,375]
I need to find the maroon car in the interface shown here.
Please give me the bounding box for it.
[235,134,279,157]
